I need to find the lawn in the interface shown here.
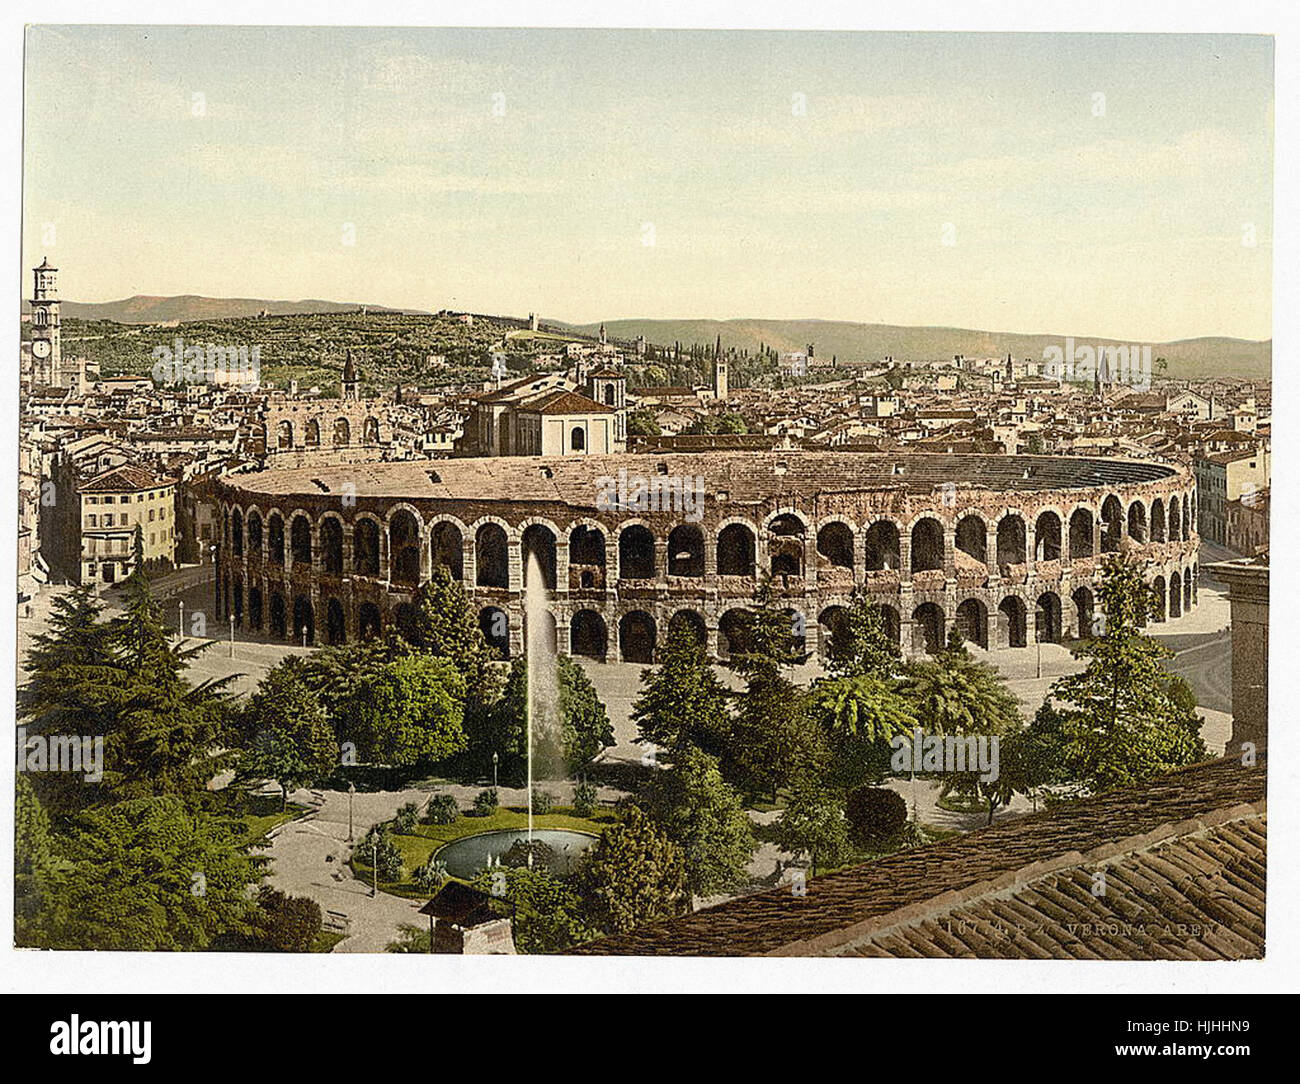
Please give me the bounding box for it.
[231,794,313,848]
[352,805,619,898]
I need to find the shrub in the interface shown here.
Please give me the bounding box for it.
[531,787,555,816]
[845,787,908,847]
[393,801,420,834]
[474,788,499,816]
[414,857,449,892]
[252,887,322,953]
[423,794,460,825]
[358,827,404,881]
[572,778,598,818]
[502,838,556,870]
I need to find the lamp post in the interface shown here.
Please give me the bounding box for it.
[178,599,185,641]
[492,751,498,790]
[347,782,355,842]
[371,836,378,898]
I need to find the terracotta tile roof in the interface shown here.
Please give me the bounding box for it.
[80,464,173,493]
[522,389,615,416]
[573,757,1265,957]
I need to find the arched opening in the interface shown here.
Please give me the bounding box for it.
[1127,501,1147,543]
[321,517,344,576]
[997,596,1027,648]
[267,514,285,566]
[569,524,606,590]
[277,421,294,450]
[478,607,510,657]
[668,609,707,647]
[270,593,286,638]
[394,603,419,642]
[326,598,346,645]
[717,523,756,577]
[1168,498,1181,545]
[1182,495,1191,541]
[570,426,586,452]
[231,508,244,557]
[718,608,752,659]
[816,522,854,573]
[333,417,350,447]
[522,524,557,591]
[996,515,1027,568]
[389,510,422,587]
[955,515,987,565]
[1035,511,1062,562]
[1035,592,1062,643]
[619,525,656,580]
[864,521,900,571]
[667,524,704,577]
[818,605,850,656]
[619,611,657,664]
[1184,569,1193,612]
[1151,499,1166,543]
[879,604,902,646]
[1068,508,1095,560]
[362,417,380,445]
[768,513,806,580]
[1169,571,1183,618]
[911,518,944,573]
[1071,586,1095,639]
[232,580,244,625]
[305,419,321,447]
[1151,576,1167,622]
[292,596,314,645]
[911,602,945,655]
[430,521,463,580]
[785,609,807,656]
[247,511,263,556]
[571,610,608,660]
[354,518,380,576]
[358,602,381,641]
[475,523,509,588]
[1101,496,1123,553]
[248,586,263,630]
[290,516,312,567]
[526,611,558,657]
[955,598,988,649]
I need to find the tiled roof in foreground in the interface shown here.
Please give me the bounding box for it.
[575,757,1265,958]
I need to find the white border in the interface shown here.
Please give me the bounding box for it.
[3,0,1296,995]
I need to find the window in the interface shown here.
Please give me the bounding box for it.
[87,514,97,527]
[571,426,586,451]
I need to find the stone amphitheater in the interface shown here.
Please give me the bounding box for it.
[213,451,1199,661]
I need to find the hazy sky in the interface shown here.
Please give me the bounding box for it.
[23,27,1273,341]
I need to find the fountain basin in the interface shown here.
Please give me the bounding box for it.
[434,828,598,880]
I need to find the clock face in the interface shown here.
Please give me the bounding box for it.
[32,339,51,358]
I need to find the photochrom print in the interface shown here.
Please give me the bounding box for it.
[16,27,1271,962]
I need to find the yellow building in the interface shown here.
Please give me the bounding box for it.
[78,465,177,584]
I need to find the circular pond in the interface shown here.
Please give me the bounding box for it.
[434,828,598,879]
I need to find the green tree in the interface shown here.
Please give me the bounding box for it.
[580,805,689,934]
[498,656,614,773]
[640,747,756,896]
[238,660,339,808]
[631,621,731,756]
[350,655,468,767]
[1045,555,1205,793]
[808,672,917,789]
[406,564,500,705]
[20,796,259,951]
[626,408,661,437]
[469,865,597,954]
[774,781,852,874]
[825,588,902,680]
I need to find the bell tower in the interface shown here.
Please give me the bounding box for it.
[29,258,61,386]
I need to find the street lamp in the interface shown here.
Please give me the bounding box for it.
[347,782,355,842]
[492,751,499,790]
[371,836,378,898]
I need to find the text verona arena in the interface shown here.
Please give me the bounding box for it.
[214,452,1199,662]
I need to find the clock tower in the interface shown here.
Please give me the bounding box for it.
[29,258,61,385]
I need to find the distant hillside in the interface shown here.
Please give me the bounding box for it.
[22,294,422,324]
[564,318,1271,381]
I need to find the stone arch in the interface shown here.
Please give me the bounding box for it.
[1152,575,1167,622]
[717,522,756,577]
[668,609,708,647]
[619,610,657,664]
[270,592,286,638]
[768,512,807,579]
[718,608,752,659]
[997,596,1027,648]
[619,523,656,580]
[429,519,464,580]
[305,419,321,447]
[1072,586,1095,639]
[1169,570,1183,618]
[571,426,586,452]
[955,514,988,565]
[389,509,422,587]
[910,518,944,573]
[667,523,704,577]
[1035,591,1062,643]
[569,522,607,589]
[333,417,350,447]
[878,603,902,646]
[955,597,989,649]
[475,521,509,588]
[522,522,558,590]
[231,507,244,558]
[267,512,285,566]
[248,585,263,630]
[292,595,314,645]
[362,417,380,445]
[818,605,850,654]
[325,598,346,645]
[911,602,945,655]
[1127,500,1147,543]
[1183,494,1192,540]
[571,609,609,660]
[358,601,382,640]
[1034,510,1062,561]
[1168,496,1181,544]
[247,509,263,556]
[864,519,901,571]
[277,420,294,450]
[478,606,510,657]
[354,516,381,576]
[1184,568,1193,612]
[1068,507,1095,560]
[1101,495,1123,553]
[1151,498,1166,543]
[290,513,313,567]
[231,578,244,624]
[816,520,855,572]
[320,515,344,575]
[996,513,1027,567]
